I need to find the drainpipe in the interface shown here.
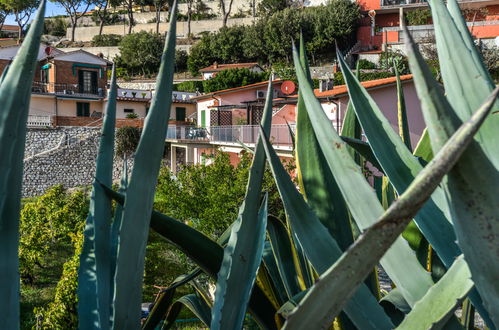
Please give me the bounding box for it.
[54,96,58,127]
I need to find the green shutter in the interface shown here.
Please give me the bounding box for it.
[201,110,206,127]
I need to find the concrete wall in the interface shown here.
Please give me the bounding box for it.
[62,44,192,61]
[69,17,255,41]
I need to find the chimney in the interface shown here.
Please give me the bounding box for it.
[213,61,218,69]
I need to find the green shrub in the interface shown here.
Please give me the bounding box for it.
[92,34,123,47]
[356,59,377,70]
[405,8,432,26]
[19,186,88,283]
[126,113,139,119]
[379,50,410,74]
[115,126,141,158]
[43,17,68,37]
[203,68,269,93]
[33,231,82,329]
[117,31,165,76]
[173,80,204,93]
[333,70,394,85]
[175,49,189,73]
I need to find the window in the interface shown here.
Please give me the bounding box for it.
[124,108,134,113]
[77,102,90,117]
[176,107,186,121]
[78,70,98,94]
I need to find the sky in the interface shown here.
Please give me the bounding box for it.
[4,3,88,25]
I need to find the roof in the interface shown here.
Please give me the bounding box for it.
[51,49,112,65]
[199,62,261,73]
[0,44,64,61]
[1,25,20,32]
[314,74,413,98]
[191,80,282,101]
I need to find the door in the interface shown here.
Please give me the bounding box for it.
[78,70,98,94]
[77,102,90,117]
[176,107,186,121]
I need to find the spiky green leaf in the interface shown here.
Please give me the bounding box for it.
[162,294,212,330]
[0,2,46,328]
[260,126,393,329]
[284,94,495,328]
[295,45,433,307]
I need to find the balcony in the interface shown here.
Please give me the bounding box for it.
[32,81,105,98]
[166,124,295,150]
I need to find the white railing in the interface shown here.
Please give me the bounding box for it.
[27,115,53,127]
[166,124,296,149]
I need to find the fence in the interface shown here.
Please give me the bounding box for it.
[166,124,295,148]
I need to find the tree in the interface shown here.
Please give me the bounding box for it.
[211,25,246,63]
[0,3,10,33]
[185,0,193,37]
[111,0,134,34]
[92,0,109,36]
[257,0,288,17]
[187,32,217,75]
[202,68,269,93]
[218,0,234,27]
[1,0,38,41]
[117,31,164,76]
[50,0,92,42]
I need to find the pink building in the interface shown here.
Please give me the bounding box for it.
[165,75,424,171]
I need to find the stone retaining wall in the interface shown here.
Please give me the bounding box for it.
[22,127,134,197]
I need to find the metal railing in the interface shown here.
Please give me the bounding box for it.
[27,115,53,127]
[166,124,295,149]
[32,81,105,97]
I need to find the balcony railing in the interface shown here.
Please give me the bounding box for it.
[381,0,426,6]
[32,81,105,98]
[27,115,53,127]
[166,124,295,149]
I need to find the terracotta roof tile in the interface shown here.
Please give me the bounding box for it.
[191,80,282,100]
[199,62,261,72]
[314,74,413,98]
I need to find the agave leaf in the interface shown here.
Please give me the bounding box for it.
[277,290,309,319]
[162,294,212,330]
[78,65,117,330]
[283,94,495,329]
[295,38,354,252]
[0,2,45,328]
[296,45,433,307]
[112,2,178,327]
[337,51,463,278]
[413,129,433,162]
[405,27,496,327]
[430,0,499,172]
[285,120,296,151]
[260,126,393,329]
[211,79,273,330]
[395,66,411,151]
[267,216,301,299]
[211,194,269,330]
[142,269,202,330]
[262,241,290,305]
[236,140,255,154]
[340,136,382,171]
[429,0,496,122]
[397,256,472,330]
[99,184,277,329]
[109,159,128,326]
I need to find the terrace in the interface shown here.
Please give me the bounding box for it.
[31,81,106,98]
[166,124,295,150]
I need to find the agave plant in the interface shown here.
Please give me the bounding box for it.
[1,0,498,327]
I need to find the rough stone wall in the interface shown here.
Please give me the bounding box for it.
[22,127,133,197]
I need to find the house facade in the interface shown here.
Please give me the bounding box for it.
[165,75,424,172]
[355,0,499,56]
[0,44,195,128]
